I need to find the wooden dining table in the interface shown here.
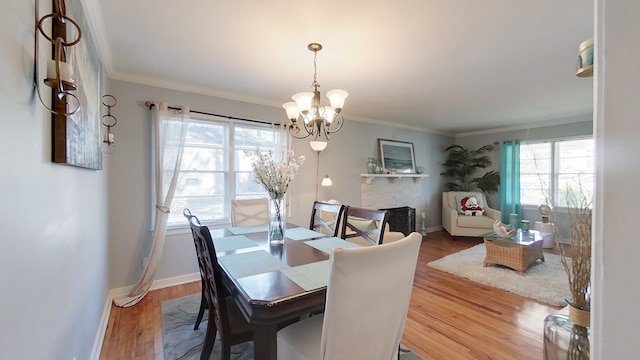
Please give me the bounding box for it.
[208,224,356,360]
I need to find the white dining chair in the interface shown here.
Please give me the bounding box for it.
[276,232,422,360]
[231,197,269,227]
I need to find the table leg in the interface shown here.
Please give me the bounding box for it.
[252,323,278,360]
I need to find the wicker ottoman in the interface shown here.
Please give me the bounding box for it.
[483,230,549,275]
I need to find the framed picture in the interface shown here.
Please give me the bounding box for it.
[378,139,416,174]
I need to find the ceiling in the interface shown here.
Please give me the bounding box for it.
[89,0,594,135]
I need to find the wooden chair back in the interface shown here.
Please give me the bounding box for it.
[309,201,345,237]
[340,206,389,245]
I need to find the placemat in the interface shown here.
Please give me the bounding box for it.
[212,235,260,253]
[285,227,326,241]
[227,225,269,235]
[280,260,330,291]
[218,250,289,279]
[305,237,362,254]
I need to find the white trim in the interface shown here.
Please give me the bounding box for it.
[455,114,593,138]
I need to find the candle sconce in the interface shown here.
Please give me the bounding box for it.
[34,0,82,116]
[102,95,117,154]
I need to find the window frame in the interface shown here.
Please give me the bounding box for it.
[163,113,279,232]
[519,136,594,211]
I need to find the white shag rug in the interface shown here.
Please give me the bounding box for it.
[427,244,570,306]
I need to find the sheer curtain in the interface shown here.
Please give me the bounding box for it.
[499,140,521,224]
[114,102,190,307]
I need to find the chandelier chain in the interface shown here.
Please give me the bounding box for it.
[312,49,320,89]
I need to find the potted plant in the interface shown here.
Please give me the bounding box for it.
[543,186,592,359]
[440,144,500,193]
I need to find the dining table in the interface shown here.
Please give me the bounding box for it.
[207,223,362,360]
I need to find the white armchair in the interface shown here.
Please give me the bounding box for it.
[442,191,501,237]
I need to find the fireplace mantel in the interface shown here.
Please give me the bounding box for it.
[360,173,429,184]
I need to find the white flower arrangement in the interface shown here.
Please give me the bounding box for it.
[250,149,305,200]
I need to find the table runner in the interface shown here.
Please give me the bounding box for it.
[280,260,330,291]
[218,250,289,279]
[304,237,362,254]
[212,235,260,253]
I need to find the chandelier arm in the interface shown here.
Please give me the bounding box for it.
[325,114,345,134]
[288,123,312,139]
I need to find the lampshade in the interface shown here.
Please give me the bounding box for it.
[309,141,327,153]
[282,102,300,120]
[321,175,333,186]
[326,89,348,110]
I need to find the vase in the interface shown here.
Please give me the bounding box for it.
[366,157,377,174]
[268,196,286,246]
[543,302,590,360]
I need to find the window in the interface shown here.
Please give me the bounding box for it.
[520,138,594,208]
[167,115,279,227]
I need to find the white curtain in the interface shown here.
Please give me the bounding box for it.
[114,102,190,307]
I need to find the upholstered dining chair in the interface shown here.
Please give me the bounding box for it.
[231,197,269,227]
[340,206,389,246]
[309,201,345,237]
[184,208,253,360]
[276,232,422,360]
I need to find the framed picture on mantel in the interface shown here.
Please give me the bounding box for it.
[378,139,416,174]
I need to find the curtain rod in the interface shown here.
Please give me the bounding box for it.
[144,101,282,127]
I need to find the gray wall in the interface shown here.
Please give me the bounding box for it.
[107,79,453,289]
[455,116,593,241]
[594,0,640,357]
[0,0,108,359]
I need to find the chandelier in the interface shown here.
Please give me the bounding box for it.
[282,43,348,140]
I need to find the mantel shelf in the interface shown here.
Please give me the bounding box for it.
[360,174,429,184]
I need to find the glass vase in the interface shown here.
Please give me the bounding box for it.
[543,304,590,360]
[268,196,286,246]
[366,157,377,174]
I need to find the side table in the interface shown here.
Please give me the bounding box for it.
[533,221,557,248]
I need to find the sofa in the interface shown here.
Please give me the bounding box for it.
[442,191,501,237]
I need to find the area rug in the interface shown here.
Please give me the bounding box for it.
[426,244,571,306]
[162,294,423,359]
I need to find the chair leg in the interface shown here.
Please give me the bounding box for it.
[219,338,231,360]
[200,314,217,360]
[194,290,206,330]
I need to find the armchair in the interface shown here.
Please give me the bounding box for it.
[442,191,501,237]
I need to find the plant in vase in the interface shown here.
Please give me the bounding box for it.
[545,185,592,360]
[250,149,304,245]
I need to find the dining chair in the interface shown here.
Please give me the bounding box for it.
[276,232,422,360]
[231,197,269,227]
[183,208,208,331]
[309,201,345,237]
[184,208,253,360]
[340,206,389,245]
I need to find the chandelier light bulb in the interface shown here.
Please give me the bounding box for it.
[321,175,333,187]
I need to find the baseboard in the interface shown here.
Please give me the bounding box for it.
[426,225,442,233]
[91,272,201,360]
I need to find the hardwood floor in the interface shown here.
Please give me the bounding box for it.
[100,230,564,360]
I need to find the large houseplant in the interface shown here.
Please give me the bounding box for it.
[440,144,500,193]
